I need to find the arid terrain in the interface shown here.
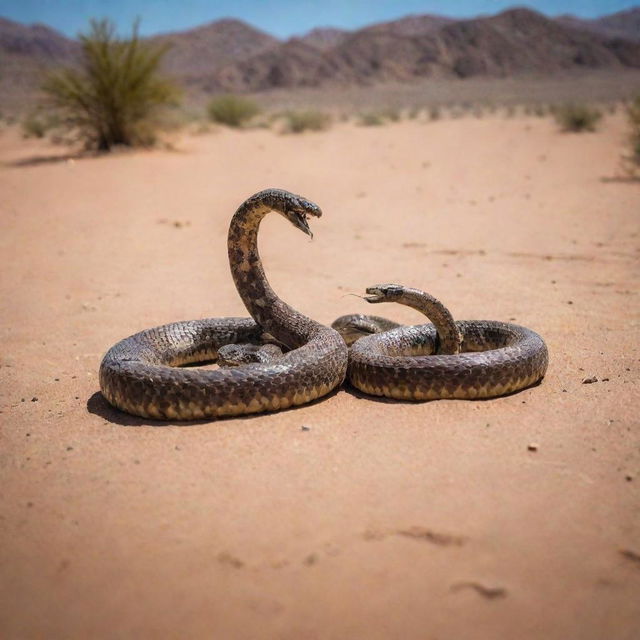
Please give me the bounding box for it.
[2,6,640,113]
[1,111,639,638]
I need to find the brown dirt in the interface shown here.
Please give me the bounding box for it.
[1,113,638,639]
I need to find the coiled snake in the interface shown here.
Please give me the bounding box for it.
[99,189,348,420]
[333,284,548,400]
[99,189,547,420]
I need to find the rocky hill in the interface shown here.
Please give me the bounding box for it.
[209,8,640,91]
[149,18,277,87]
[1,6,639,109]
[556,7,640,41]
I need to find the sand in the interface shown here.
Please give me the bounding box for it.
[1,114,639,639]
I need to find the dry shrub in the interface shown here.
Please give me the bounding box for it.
[207,94,260,127]
[283,110,331,133]
[622,95,640,175]
[43,19,179,150]
[554,103,601,132]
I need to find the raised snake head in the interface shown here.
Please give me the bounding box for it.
[272,190,322,239]
[364,284,405,303]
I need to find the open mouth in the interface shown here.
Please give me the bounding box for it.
[292,210,313,238]
[364,287,384,303]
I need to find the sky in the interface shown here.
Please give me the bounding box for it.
[0,0,638,39]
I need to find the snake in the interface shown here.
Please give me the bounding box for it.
[99,189,348,420]
[332,284,548,400]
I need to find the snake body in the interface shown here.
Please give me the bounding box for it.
[100,190,547,420]
[337,284,548,400]
[99,189,348,420]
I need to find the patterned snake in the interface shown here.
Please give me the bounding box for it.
[100,189,547,420]
[333,284,548,400]
[99,189,348,420]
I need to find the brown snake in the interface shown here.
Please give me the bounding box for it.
[100,189,547,420]
[334,284,548,400]
[99,189,348,420]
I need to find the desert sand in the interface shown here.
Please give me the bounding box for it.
[1,113,639,639]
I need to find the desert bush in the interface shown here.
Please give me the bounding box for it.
[357,112,385,126]
[21,111,62,139]
[428,106,441,121]
[533,104,547,117]
[380,107,400,122]
[357,108,401,126]
[207,94,260,127]
[283,110,331,133]
[43,19,179,150]
[554,103,601,132]
[623,95,640,173]
[21,113,48,138]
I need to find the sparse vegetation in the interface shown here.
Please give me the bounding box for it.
[554,103,602,132]
[357,112,385,126]
[428,106,441,121]
[207,94,260,128]
[21,112,48,138]
[43,19,179,150]
[283,110,331,133]
[623,95,640,174]
[357,108,401,126]
[380,107,401,122]
[21,110,63,139]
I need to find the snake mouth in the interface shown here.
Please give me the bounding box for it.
[364,284,404,303]
[364,287,384,303]
[291,210,315,238]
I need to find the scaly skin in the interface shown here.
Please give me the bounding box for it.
[343,284,548,400]
[99,189,348,420]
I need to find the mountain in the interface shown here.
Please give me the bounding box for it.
[207,7,640,91]
[0,17,80,110]
[556,7,640,41]
[437,7,634,78]
[150,18,278,86]
[0,17,78,59]
[299,27,349,50]
[359,13,454,36]
[1,6,639,109]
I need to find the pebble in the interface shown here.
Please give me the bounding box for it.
[582,376,598,384]
[527,443,539,452]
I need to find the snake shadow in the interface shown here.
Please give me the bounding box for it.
[87,386,344,427]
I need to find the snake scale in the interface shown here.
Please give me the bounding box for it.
[99,189,548,420]
[99,189,348,419]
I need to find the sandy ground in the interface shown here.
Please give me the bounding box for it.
[1,114,639,639]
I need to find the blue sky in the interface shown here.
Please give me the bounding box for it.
[1,0,637,38]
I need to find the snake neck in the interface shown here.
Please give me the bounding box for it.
[228,197,318,349]
[396,288,462,355]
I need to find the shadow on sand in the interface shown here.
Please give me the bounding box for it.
[4,151,101,168]
[87,385,345,428]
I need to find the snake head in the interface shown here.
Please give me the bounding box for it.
[364,284,405,303]
[281,192,322,239]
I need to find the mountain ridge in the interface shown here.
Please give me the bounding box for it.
[1,6,639,106]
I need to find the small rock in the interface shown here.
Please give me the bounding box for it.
[301,425,311,432]
[528,443,539,452]
[582,376,598,384]
[31,397,38,402]
[625,474,634,482]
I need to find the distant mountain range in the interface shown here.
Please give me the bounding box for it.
[1,6,639,107]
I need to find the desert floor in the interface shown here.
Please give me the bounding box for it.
[1,113,639,639]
